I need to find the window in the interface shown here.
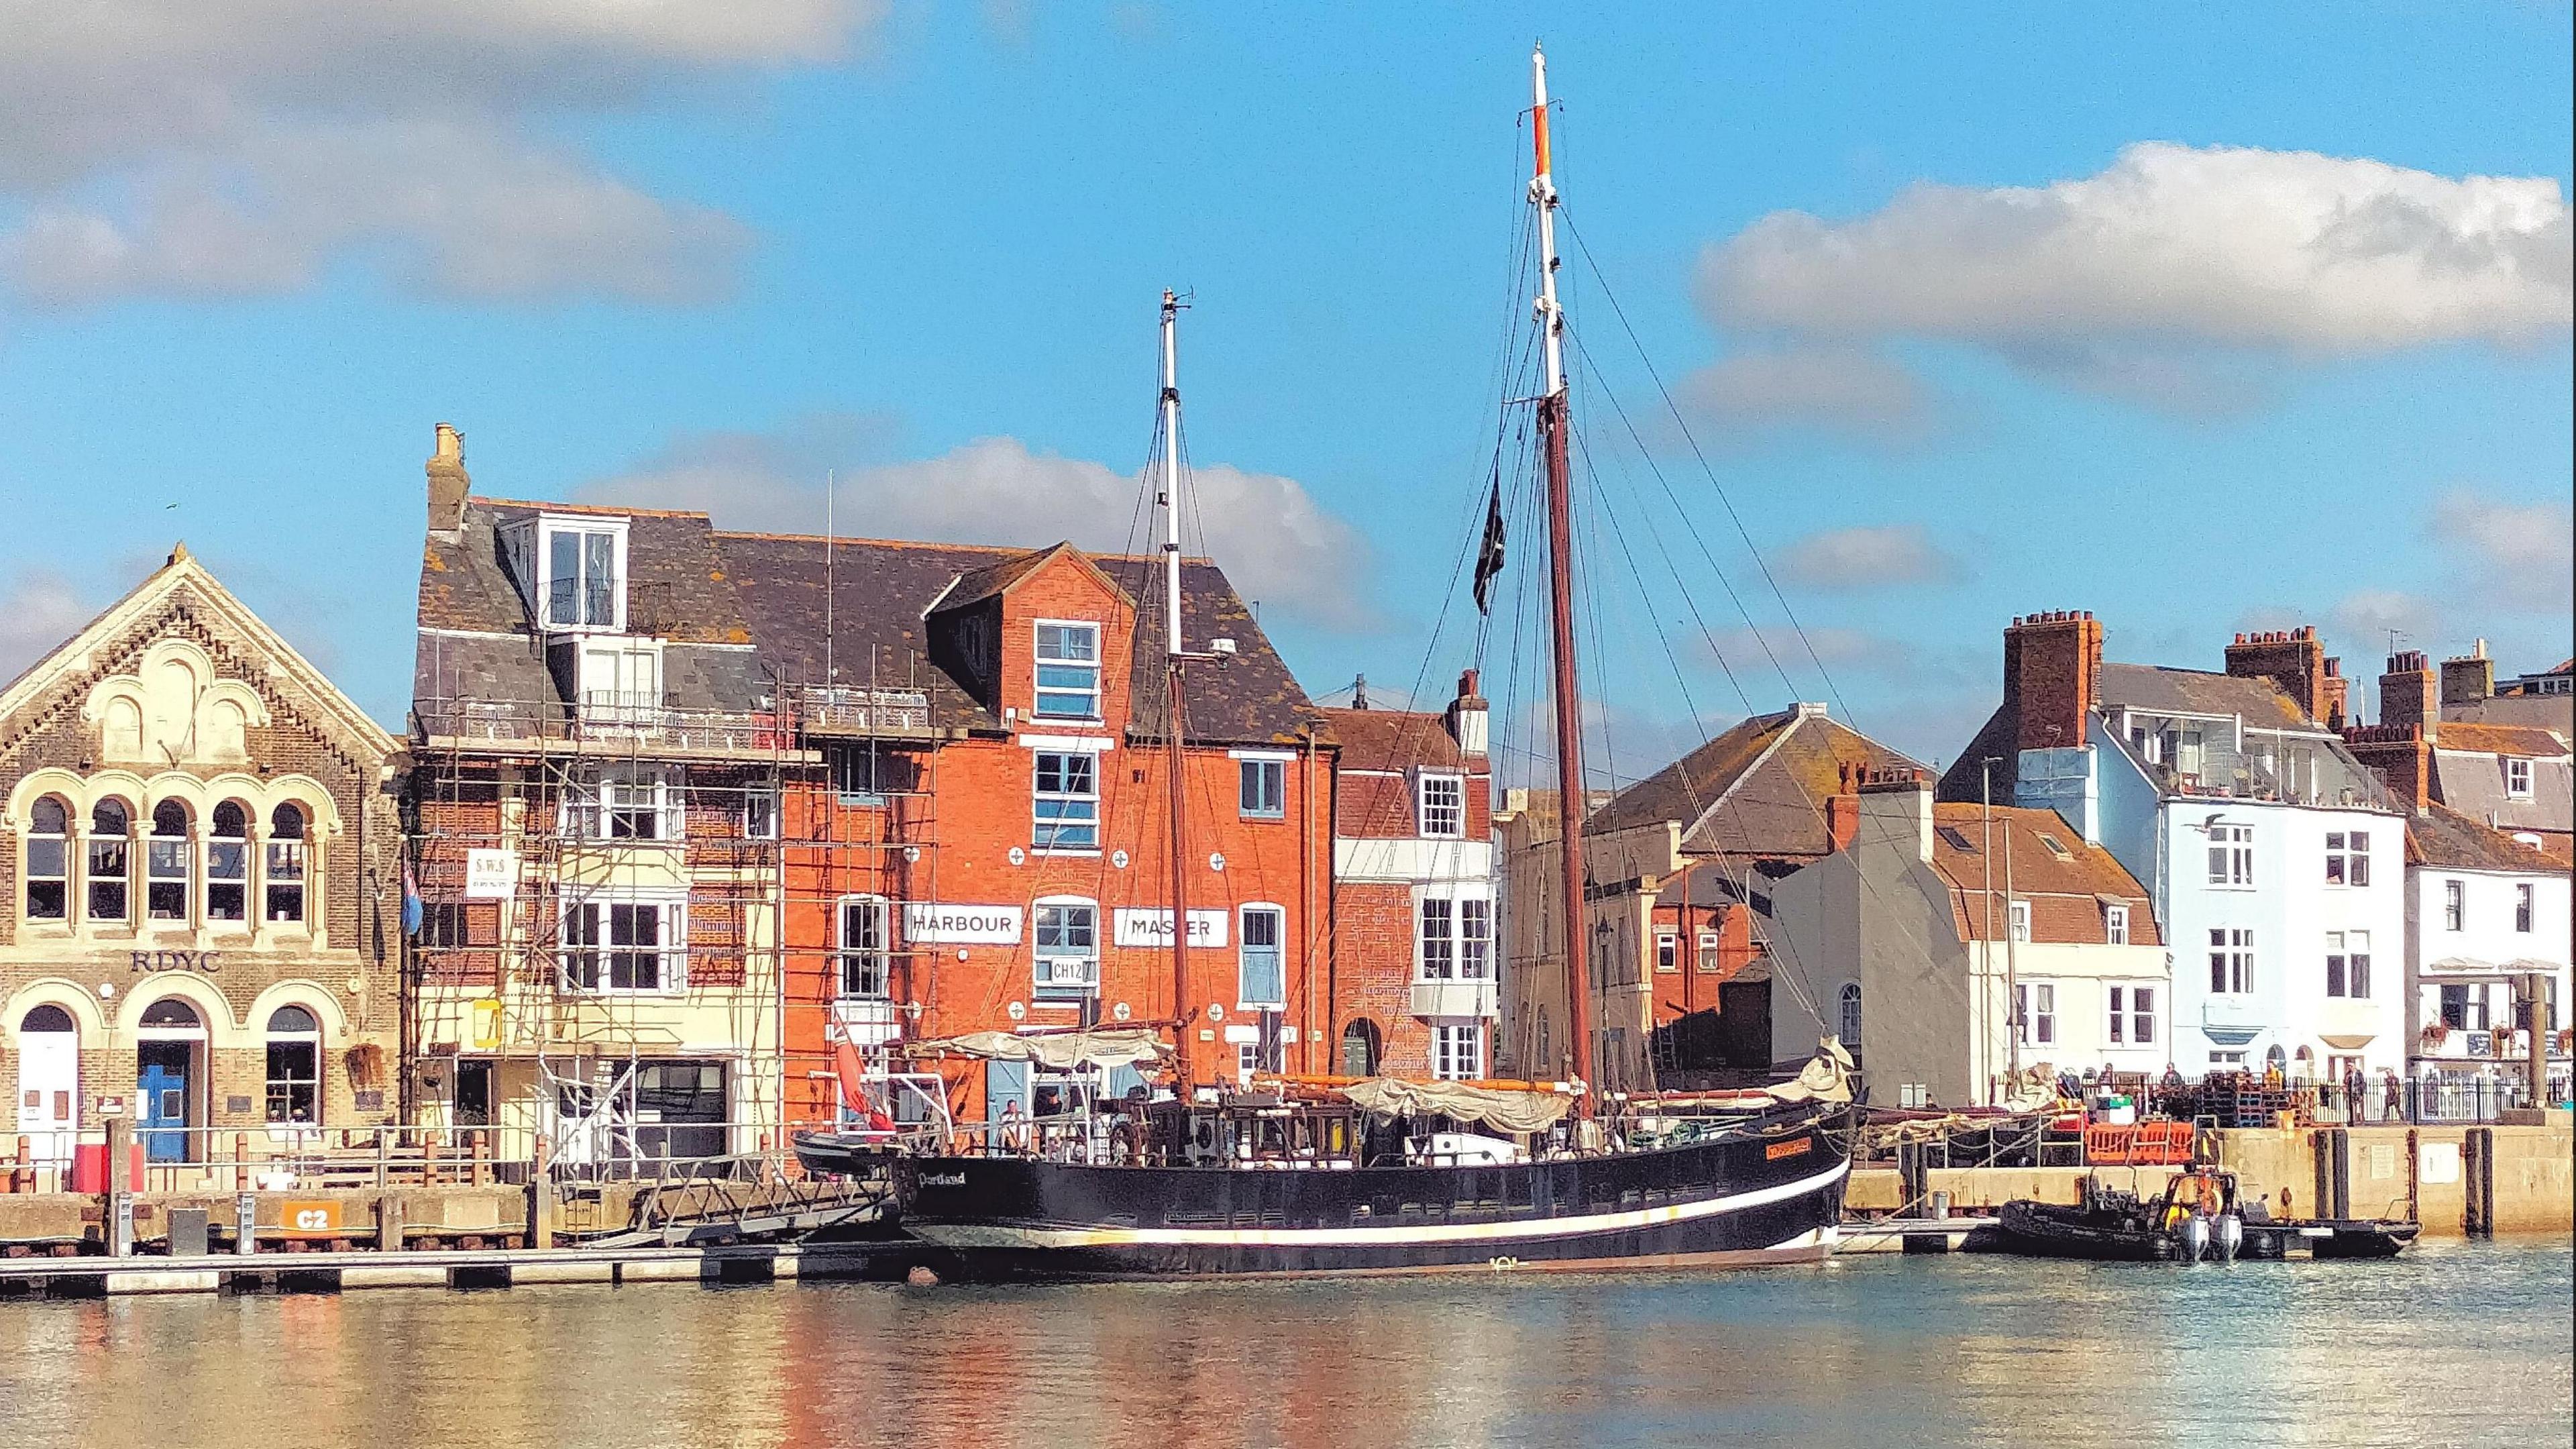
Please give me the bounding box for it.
[543,523,621,629]
[743,787,778,841]
[207,801,249,922]
[831,744,918,802]
[1032,751,1099,851]
[605,769,676,841]
[2506,757,2532,800]
[24,795,69,920]
[2324,830,2371,887]
[1837,982,1862,1049]
[265,804,307,924]
[576,640,658,720]
[2036,833,2072,862]
[2209,1050,2246,1068]
[2207,822,2253,887]
[1431,1024,1485,1081]
[2516,883,2534,933]
[2443,879,2465,932]
[2173,729,2205,782]
[2208,928,2253,994]
[148,799,191,922]
[418,902,472,948]
[1655,930,1679,973]
[1238,758,1285,819]
[1032,899,1098,996]
[1417,773,1464,839]
[264,1006,321,1124]
[2008,900,2031,943]
[1239,905,1285,1006]
[2324,930,2371,998]
[2017,983,2056,1046]
[2108,985,2157,1045]
[561,898,682,991]
[2104,904,2129,946]
[838,896,890,998]
[2440,983,2487,1032]
[88,798,131,922]
[1415,894,1491,981]
[1697,929,1721,973]
[1032,622,1101,719]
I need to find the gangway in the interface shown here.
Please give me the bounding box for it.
[574,1155,897,1248]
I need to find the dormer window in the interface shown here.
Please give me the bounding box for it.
[502,515,629,633]
[2505,757,2532,800]
[1032,621,1101,720]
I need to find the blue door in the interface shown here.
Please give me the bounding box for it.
[138,1053,190,1163]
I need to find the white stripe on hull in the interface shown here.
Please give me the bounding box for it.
[908,1157,1849,1252]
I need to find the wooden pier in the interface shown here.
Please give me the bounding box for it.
[0,1238,898,1298]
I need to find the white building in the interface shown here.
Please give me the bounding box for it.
[1944,616,2411,1079]
[2405,808,2571,1075]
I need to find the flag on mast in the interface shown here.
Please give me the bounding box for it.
[1472,473,1507,615]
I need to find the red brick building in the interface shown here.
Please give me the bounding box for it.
[1318,672,1495,1081]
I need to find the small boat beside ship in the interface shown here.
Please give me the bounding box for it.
[1989,1168,2418,1263]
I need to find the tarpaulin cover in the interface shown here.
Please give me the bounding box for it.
[1762,1037,1856,1104]
[1340,1078,1576,1134]
[905,1028,1172,1071]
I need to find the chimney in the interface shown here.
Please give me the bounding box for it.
[2379,650,2438,731]
[2003,610,2104,753]
[2343,724,2431,814]
[1446,668,1490,759]
[1857,766,1935,862]
[2440,641,2493,710]
[427,422,470,536]
[2320,657,2349,731]
[1824,761,1861,852]
[2224,625,2327,722]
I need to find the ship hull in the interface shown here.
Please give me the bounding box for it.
[887,1109,1849,1281]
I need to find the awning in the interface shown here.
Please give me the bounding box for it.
[2319,1034,2375,1051]
[2426,955,2500,974]
[903,1028,1171,1071]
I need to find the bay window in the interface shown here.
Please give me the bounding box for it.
[1416,892,1491,981]
[1431,1023,1485,1081]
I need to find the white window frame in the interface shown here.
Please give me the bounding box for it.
[24,796,71,922]
[575,637,662,724]
[2505,757,2533,800]
[2443,878,2465,932]
[1414,887,1493,982]
[1032,750,1100,853]
[560,892,687,994]
[1031,620,1102,721]
[2324,830,2371,888]
[2017,981,2056,1046]
[2324,929,2371,1000]
[2007,900,2031,943]
[264,803,311,927]
[1654,930,1679,973]
[2209,1049,2246,1068]
[2516,882,2534,933]
[1238,902,1287,1008]
[2206,822,2254,888]
[2106,983,2157,1046]
[1416,772,1465,840]
[146,800,192,924]
[1430,1022,1485,1081]
[2103,904,2129,946]
[1695,929,1721,973]
[206,800,250,924]
[743,786,779,841]
[837,894,891,1000]
[1032,896,1099,997]
[2208,927,2253,996]
[1837,981,1862,1049]
[535,516,629,633]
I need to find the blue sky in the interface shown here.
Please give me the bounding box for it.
[1,3,2567,776]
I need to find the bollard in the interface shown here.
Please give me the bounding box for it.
[235,1191,260,1256]
[377,1191,403,1252]
[111,1191,137,1258]
[1928,1189,1951,1221]
[529,1137,556,1249]
[233,1132,250,1192]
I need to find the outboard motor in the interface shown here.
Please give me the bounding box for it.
[2215,1212,2243,1263]
[2178,1214,2211,1263]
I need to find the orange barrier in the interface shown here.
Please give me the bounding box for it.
[2084,1120,2194,1166]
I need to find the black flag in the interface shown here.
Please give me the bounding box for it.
[1472,476,1507,615]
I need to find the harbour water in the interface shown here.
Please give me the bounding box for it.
[3,1239,2567,1449]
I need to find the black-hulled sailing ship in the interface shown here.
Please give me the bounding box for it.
[796,46,1853,1281]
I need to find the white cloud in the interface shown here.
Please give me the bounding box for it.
[0,569,96,684]
[0,1,881,306]
[590,420,1379,631]
[2329,588,2443,651]
[1701,143,2571,352]
[1774,524,1958,591]
[1675,346,1933,443]
[2430,488,2574,614]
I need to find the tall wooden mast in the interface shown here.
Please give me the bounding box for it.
[1159,288,1197,1093]
[1529,45,1595,1099]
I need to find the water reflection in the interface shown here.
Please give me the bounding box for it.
[1,1240,2566,1449]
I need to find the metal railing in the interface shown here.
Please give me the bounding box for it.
[796,686,932,735]
[419,696,792,753]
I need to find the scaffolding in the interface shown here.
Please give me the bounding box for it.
[405,631,951,1171]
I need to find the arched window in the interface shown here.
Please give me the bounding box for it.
[21,1004,75,1033]
[1339,1018,1382,1077]
[25,795,70,920]
[1838,982,1863,1051]
[266,802,307,924]
[264,1005,322,1124]
[88,798,132,923]
[208,801,250,922]
[148,799,192,922]
[138,997,202,1030]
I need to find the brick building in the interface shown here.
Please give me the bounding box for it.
[1317,672,1495,1082]
[2,547,402,1173]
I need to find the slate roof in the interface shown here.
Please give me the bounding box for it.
[2407,802,2576,873]
[1585,706,1922,860]
[1927,803,2160,946]
[1318,707,1464,773]
[1937,663,2324,802]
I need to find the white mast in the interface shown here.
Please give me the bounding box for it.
[1531,46,1567,403]
[1159,288,1187,659]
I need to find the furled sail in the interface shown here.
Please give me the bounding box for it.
[904,1029,1172,1071]
[1340,1077,1577,1134]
